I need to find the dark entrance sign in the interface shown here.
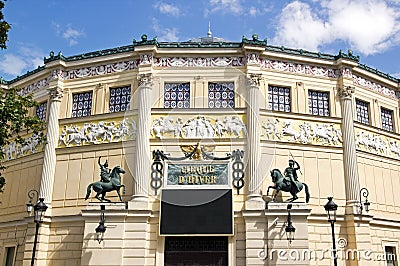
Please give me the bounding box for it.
[160,189,233,235]
[167,163,229,186]
[164,236,228,266]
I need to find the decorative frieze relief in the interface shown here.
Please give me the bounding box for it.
[58,118,136,147]
[260,59,343,78]
[153,57,245,67]
[261,118,343,146]
[352,74,398,99]
[355,129,400,157]
[2,134,43,161]
[150,115,247,139]
[18,78,50,96]
[62,60,139,80]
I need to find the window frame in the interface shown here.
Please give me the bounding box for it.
[163,82,191,109]
[71,90,94,118]
[108,85,132,113]
[267,85,292,113]
[381,107,394,132]
[3,245,16,266]
[207,81,235,109]
[355,98,371,125]
[35,101,48,122]
[307,89,330,117]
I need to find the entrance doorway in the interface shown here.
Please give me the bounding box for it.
[164,236,228,266]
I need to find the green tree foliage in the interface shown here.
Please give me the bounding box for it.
[0,1,10,49]
[0,89,45,192]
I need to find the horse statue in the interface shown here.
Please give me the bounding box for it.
[85,165,126,202]
[267,169,310,203]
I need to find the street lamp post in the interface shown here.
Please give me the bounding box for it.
[27,190,48,266]
[324,197,338,266]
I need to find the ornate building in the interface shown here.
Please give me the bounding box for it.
[0,33,399,266]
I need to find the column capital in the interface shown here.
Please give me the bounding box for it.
[137,73,153,87]
[95,83,105,90]
[47,86,63,102]
[246,73,262,87]
[338,86,355,99]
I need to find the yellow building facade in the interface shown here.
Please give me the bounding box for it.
[0,34,400,265]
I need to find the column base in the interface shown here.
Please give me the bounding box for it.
[246,194,265,210]
[129,195,149,210]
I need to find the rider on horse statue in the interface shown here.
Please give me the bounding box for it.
[283,159,302,193]
[98,157,111,183]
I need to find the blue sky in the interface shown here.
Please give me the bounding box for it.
[1,0,400,81]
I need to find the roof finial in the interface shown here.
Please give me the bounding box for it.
[207,21,212,38]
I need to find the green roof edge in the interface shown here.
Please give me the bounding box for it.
[1,35,398,85]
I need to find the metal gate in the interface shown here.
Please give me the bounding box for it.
[164,236,228,266]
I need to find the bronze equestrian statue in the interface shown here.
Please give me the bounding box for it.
[267,159,310,203]
[85,157,126,202]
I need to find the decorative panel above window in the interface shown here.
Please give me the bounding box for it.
[308,90,330,116]
[164,83,190,108]
[355,99,369,125]
[109,86,131,113]
[381,107,394,132]
[35,101,47,121]
[208,82,235,108]
[72,91,93,118]
[267,85,291,112]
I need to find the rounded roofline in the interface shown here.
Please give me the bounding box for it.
[1,34,399,85]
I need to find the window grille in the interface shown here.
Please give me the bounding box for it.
[164,83,190,108]
[208,82,235,108]
[355,99,369,125]
[72,91,93,117]
[381,108,394,132]
[308,90,330,116]
[268,85,291,112]
[109,86,131,113]
[35,101,47,121]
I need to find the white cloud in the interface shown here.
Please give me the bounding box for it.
[272,0,400,55]
[53,22,85,46]
[207,0,244,15]
[249,6,258,16]
[0,45,45,77]
[0,54,28,77]
[152,18,180,42]
[154,2,182,17]
[392,72,400,78]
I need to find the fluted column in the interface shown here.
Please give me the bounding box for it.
[338,86,360,206]
[39,78,63,204]
[132,73,152,200]
[246,74,262,199]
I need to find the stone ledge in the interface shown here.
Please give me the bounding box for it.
[85,202,127,211]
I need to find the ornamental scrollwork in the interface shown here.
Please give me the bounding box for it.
[58,118,136,147]
[150,115,246,139]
